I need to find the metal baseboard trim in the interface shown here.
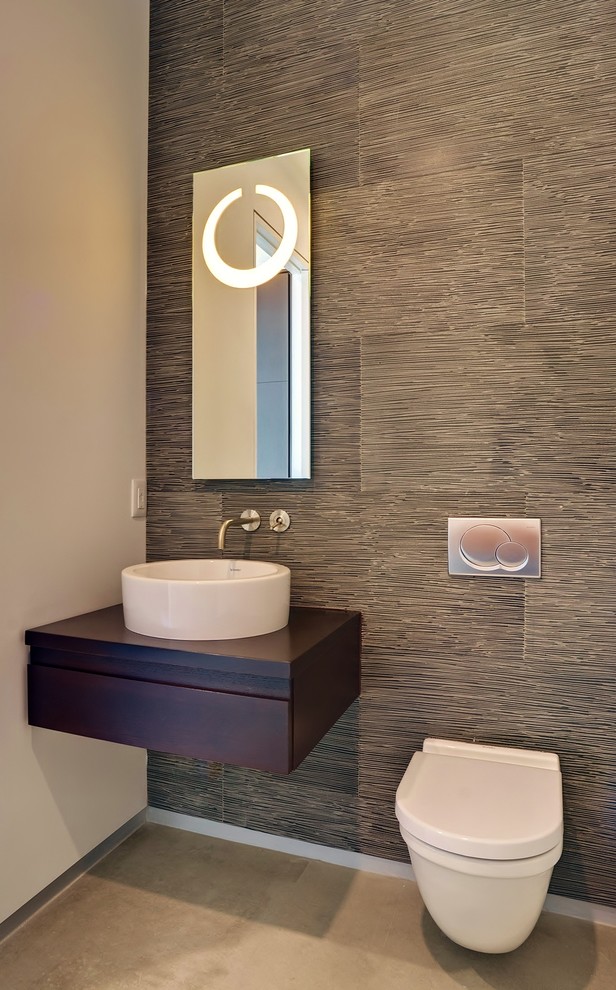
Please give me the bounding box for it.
[147,807,415,880]
[0,809,147,943]
[147,808,616,928]
[544,893,616,928]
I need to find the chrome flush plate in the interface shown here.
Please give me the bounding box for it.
[448,517,541,578]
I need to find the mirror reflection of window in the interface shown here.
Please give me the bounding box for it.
[255,219,309,479]
[256,266,290,478]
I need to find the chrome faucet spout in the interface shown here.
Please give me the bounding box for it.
[217,510,261,552]
[217,517,241,552]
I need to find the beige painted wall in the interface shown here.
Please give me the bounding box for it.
[0,0,149,923]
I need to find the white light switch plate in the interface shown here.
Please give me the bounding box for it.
[131,479,147,519]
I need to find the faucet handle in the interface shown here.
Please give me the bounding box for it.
[240,509,261,532]
[269,510,290,533]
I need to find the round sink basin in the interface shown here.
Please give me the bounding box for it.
[122,559,290,640]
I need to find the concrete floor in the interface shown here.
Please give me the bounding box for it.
[1,824,616,989]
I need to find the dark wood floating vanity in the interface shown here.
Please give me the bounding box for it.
[27,606,360,774]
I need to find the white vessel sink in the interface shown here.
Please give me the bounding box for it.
[122,559,291,641]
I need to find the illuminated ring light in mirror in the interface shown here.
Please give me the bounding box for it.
[202,184,299,289]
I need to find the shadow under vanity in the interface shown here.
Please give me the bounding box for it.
[26,606,360,774]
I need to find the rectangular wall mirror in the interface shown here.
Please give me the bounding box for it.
[192,149,311,480]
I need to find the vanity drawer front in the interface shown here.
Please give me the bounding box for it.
[28,665,291,773]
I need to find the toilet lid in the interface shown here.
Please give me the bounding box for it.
[395,752,563,860]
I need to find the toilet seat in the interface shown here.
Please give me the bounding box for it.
[400,829,563,878]
[396,750,563,860]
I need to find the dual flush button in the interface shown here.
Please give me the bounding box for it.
[448,518,541,578]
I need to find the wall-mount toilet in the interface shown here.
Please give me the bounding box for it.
[395,738,563,954]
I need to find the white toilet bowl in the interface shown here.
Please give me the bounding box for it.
[395,738,563,954]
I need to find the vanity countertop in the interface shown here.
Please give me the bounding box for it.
[25,604,360,680]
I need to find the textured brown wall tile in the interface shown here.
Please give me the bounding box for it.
[525,150,616,323]
[147,0,616,908]
[355,162,524,327]
[360,1,616,181]
[523,487,616,902]
[361,324,532,493]
[515,322,616,491]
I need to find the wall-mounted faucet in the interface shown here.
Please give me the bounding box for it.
[217,509,261,551]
